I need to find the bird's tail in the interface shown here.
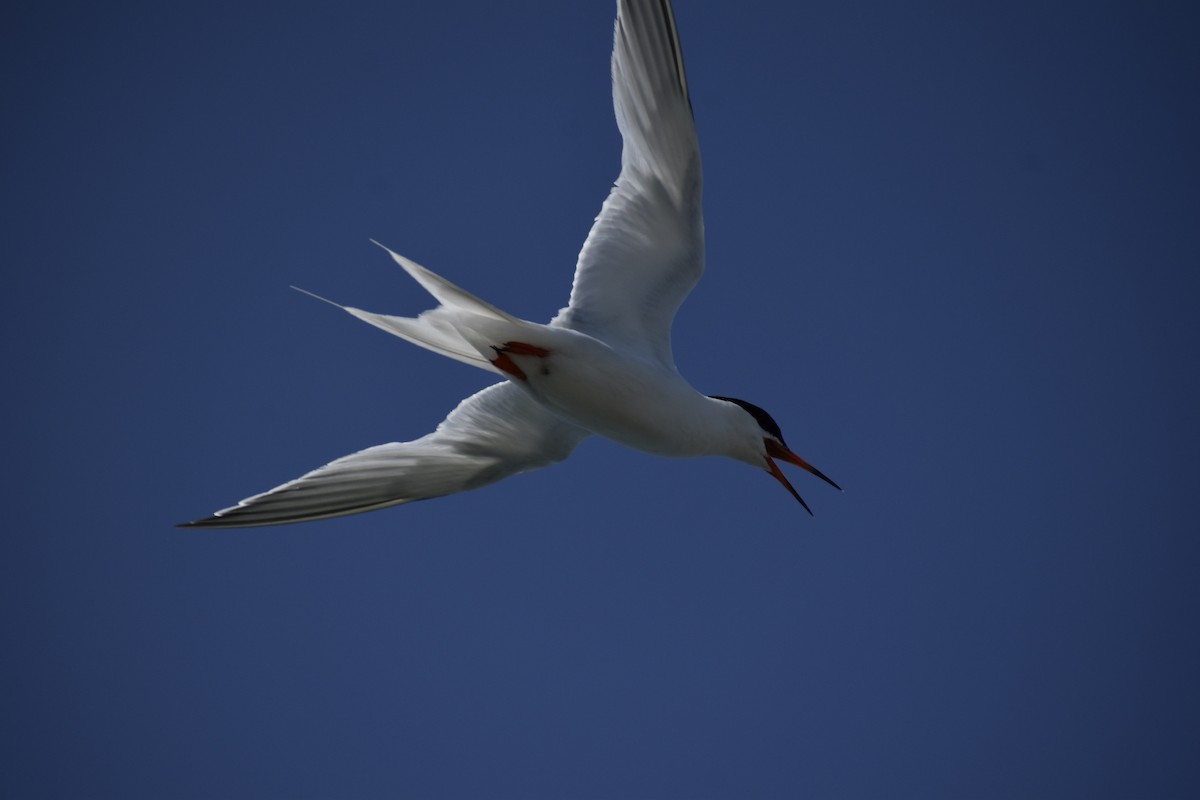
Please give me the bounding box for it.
[295,242,534,375]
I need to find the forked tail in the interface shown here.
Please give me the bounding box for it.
[293,242,534,375]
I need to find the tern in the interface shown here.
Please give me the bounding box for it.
[182,0,840,528]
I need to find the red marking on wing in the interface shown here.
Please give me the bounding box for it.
[490,350,528,381]
[501,341,551,357]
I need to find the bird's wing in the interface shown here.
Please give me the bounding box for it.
[551,0,703,369]
[180,383,588,528]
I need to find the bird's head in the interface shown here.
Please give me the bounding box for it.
[710,396,841,514]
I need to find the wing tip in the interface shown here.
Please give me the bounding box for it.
[175,515,228,529]
[175,509,255,529]
[615,0,692,116]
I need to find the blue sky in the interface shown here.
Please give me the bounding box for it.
[4,1,1199,797]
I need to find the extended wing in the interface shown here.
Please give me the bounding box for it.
[551,0,703,368]
[180,383,588,528]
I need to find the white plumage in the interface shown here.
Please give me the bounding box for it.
[182,0,839,528]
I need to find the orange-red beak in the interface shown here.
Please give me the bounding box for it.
[764,439,842,514]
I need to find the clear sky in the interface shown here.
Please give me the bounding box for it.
[4,1,1199,797]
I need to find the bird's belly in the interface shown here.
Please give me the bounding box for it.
[513,339,710,457]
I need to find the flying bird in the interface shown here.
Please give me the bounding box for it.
[182,0,840,528]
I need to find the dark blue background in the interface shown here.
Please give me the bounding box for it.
[5,1,1199,797]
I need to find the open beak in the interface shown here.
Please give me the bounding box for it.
[764,439,842,514]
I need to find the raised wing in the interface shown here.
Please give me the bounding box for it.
[180,383,588,528]
[551,0,703,368]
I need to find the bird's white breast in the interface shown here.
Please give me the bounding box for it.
[507,328,733,458]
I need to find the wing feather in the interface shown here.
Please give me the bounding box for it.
[180,383,588,528]
[552,0,703,368]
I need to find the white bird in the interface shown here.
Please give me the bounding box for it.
[181,0,839,528]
